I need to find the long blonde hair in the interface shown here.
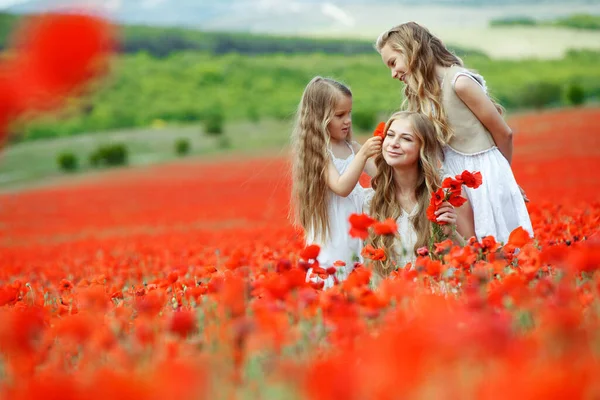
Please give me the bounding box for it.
[375,22,503,145]
[290,76,353,242]
[367,111,442,277]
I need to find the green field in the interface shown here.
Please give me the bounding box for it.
[8,49,600,143]
[491,13,600,30]
[0,118,298,192]
[2,10,600,191]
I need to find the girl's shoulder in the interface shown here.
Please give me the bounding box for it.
[328,140,355,160]
[448,66,488,94]
[346,140,361,155]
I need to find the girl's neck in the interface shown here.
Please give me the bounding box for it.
[392,164,419,197]
[329,137,347,146]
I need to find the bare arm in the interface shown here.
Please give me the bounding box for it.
[436,190,476,245]
[454,75,513,164]
[455,188,476,240]
[326,155,368,197]
[351,141,377,177]
[326,137,381,197]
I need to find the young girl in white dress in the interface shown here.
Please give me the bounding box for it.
[364,111,474,282]
[290,76,382,288]
[375,22,533,243]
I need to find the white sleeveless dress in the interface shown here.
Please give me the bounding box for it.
[305,141,366,289]
[442,69,534,244]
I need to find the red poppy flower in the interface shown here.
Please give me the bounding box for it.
[362,244,386,261]
[372,218,398,235]
[428,170,481,227]
[371,249,386,261]
[431,188,445,206]
[426,202,437,223]
[348,213,375,239]
[59,279,74,292]
[459,171,483,189]
[300,244,320,260]
[373,121,386,139]
[442,177,463,195]
[416,246,429,256]
[326,266,337,275]
[448,193,467,207]
[507,226,531,248]
[434,239,454,254]
[10,12,115,102]
[481,236,500,252]
[169,310,198,338]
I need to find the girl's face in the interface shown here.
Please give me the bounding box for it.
[382,118,421,168]
[327,94,352,142]
[380,43,409,85]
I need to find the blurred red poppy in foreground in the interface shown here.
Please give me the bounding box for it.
[0,11,115,143]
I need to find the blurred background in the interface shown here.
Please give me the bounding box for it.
[0,0,599,191]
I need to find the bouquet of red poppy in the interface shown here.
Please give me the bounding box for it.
[426,170,482,243]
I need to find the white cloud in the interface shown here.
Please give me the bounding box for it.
[321,2,355,27]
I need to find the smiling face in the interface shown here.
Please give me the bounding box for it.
[380,43,410,85]
[382,117,420,168]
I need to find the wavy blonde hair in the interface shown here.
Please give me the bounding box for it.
[367,111,442,277]
[375,21,503,146]
[290,76,353,242]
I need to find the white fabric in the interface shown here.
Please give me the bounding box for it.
[451,71,488,94]
[363,188,418,269]
[442,145,533,244]
[305,141,365,289]
[444,68,534,243]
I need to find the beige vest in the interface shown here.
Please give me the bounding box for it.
[441,65,495,154]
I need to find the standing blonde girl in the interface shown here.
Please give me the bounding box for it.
[375,22,533,243]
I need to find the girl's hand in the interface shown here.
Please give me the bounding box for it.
[434,201,457,235]
[357,136,382,160]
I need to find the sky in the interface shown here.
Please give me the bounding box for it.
[0,0,30,8]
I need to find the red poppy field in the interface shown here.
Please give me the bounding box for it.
[0,107,599,399]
